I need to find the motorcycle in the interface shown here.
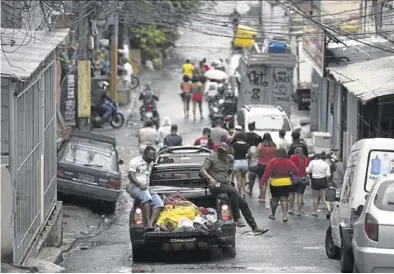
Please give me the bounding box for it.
[91,99,125,129]
[141,103,160,129]
[130,75,140,90]
[209,92,237,125]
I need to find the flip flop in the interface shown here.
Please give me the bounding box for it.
[268,215,276,220]
[288,211,294,215]
[253,228,269,235]
[283,217,288,222]
[312,213,318,217]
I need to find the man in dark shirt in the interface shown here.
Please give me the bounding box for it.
[288,130,308,157]
[164,125,183,147]
[194,128,216,150]
[245,122,263,147]
[200,143,268,234]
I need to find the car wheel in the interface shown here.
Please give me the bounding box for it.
[102,201,117,214]
[325,226,340,259]
[132,244,147,263]
[340,243,354,273]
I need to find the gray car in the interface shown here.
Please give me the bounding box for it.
[57,132,123,213]
[352,174,394,273]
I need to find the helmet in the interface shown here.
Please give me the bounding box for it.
[98,81,109,89]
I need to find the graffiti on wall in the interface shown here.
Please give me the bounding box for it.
[247,68,268,100]
[272,68,291,101]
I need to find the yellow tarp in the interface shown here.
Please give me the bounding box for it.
[156,204,200,231]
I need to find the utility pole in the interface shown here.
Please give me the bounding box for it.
[110,13,119,102]
[77,0,92,131]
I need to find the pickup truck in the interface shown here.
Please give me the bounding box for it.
[129,146,236,262]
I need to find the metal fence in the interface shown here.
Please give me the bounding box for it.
[10,60,57,264]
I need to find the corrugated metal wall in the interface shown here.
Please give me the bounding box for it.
[9,60,57,264]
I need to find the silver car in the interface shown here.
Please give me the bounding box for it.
[352,175,394,273]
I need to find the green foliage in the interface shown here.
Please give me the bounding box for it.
[130,25,167,60]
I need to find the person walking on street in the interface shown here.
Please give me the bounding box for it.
[245,122,263,147]
[180,75,192,118]
[260,148,299,222]
[200,142,269,234]
[256,133,277,203]
[232,133,250,198]
[164,125,183,147]
[276,129,290,152]
[157,117,172,149]
[288,130,308,157]
[244,122,262,196]
[182,59,194,78]
[127,146,164,230]
[210,119,230,146]
[138,120,158,155]
[289,147,310,216]
[191,76,204,121]
[194,128,216,150]
[306,152,331,217]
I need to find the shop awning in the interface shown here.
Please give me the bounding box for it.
[328,56,394,103]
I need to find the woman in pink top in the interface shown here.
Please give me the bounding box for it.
[289,147,310,216]
[256,133,277,203]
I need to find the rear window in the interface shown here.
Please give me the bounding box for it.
[157,154,208,164]
[365,150,394,191]
[62,143,116,171]
[374,181,394,212]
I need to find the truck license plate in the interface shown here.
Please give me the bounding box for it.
[146,112,153,118]
[170,238,196,243]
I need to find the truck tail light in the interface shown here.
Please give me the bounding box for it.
[364,213,379,241]
[57,168,64,176]
[134,208,143,225]
[108,178,120,189]
[221,204,231,221]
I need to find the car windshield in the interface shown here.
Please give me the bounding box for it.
[249,114,291,131]
[374,181,394,212]
[157,154,208,164]
[62,143,115,171]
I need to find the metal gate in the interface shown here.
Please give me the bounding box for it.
[10,60,57,264]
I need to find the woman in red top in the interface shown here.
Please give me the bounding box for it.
[256,133,277,203]
[289,147,310,216]
[260,148,299,222]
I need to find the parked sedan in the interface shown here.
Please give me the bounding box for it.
[352,174,394,273]
[57,131,123,213]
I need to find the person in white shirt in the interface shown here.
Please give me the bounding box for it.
[157,117,172,148]
[138,120,158,155]
[275,129,290,152]
[306,152,331,216]
[127,146,163,230]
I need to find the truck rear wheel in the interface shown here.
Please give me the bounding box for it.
[132,244,147,263]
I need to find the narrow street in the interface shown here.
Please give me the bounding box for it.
[60,1,339,272]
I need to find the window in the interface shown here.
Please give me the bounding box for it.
[248,114,291,131]
[157,154,207,164]
[365,150,394,192]
[341,150,359,203]
[62,143,116,171]
[374,181,394,212]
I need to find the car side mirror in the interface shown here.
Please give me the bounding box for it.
[325,188,337,202]
[118,158,124,165]
[355,205,364,216]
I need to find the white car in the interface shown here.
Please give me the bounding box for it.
[236,105,294,143]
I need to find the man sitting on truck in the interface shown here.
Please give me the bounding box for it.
[127,146,164,231]
[200,142,269,234]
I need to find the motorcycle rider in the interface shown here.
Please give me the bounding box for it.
[194,128,216,150]
[210,119,230,146]
[139,84,159,120]
[92,81,115,125]
[163,125,183,147]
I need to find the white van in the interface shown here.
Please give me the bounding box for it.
[324,138,394,273]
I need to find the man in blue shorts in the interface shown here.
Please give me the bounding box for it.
[127,146,164,230]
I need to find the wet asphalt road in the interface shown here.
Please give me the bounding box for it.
[60,1,339,272]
